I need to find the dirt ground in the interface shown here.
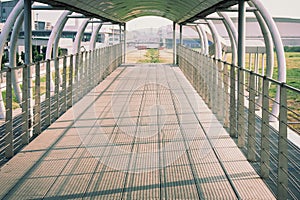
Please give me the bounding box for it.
[125,48,173,64]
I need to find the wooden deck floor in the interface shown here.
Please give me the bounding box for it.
[0,64,275,199]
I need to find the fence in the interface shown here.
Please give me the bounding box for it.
[0,44,122,165]
[177,45,300,200]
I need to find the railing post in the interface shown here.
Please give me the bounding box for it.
[229,64,236,137]
[278,83,288,200]
[247,71,256,161]
[45,60,51,127]
[237,67,245,147]
[22,64,29,145]
[217,59,224,123]
[62,56,67,113]
[67,55,73,109]
[84,51,89,94]
[74,53,79,102]
[54,57,60,119]
[223,62,230,128]
[261,76,270,178]
[88,50,92,90]
[33,62,41,136]
[5,67,13,158]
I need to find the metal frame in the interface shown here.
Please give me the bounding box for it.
[9,11,24,104]
[89,23,103,50]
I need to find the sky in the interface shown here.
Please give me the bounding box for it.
[31,0,300,31]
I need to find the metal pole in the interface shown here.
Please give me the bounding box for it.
[261,76,270,178]
[5,68,13,158]
[34,62,41,136]
[173,22,176,65]
[45,60,51,126]
[247,71,256,161]
[278,83,288,200]
[237,0,246,148]
[67,55,73,108]
[24,0,33,139]
[179,24,183,45]
[123,23,127,63]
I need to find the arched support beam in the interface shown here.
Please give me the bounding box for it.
[218,12,238,65]
[0,0,24,118]
[46,11,72,59]
[9,11,24,104]
[250,0,286,120]
[194,25,205,54]
[247,1,273,90]
[198,25,209,55]
[89,23,103,50]
[206,20,222,59]
[250,0,286,82]
[73,19,90,54]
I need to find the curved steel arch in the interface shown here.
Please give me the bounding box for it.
[46,11,73,59]
[9,11,24,104]
[0,0,24,118]
[73,19,90,54]
[89,23,103,51]
[217,12,237,65]
[198,25,209,55]
[249,0,284,120]
[194,25,205,54]
[206,20,222,60]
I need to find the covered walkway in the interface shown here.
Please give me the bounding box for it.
[0,64,275,199]
[0,0,299,199]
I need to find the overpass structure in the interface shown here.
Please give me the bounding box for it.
[0,0,299,199]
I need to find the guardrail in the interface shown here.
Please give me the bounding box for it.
[177,45,300,200]
[0,44,122,165]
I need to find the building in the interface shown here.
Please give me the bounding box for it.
[0,0,18,23]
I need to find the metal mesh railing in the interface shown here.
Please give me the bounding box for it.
[177,45,300,200]
[0,44,122,166]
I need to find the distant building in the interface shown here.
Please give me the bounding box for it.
[213,17,300,47]
[0,0,18,23]
[34,21,52,31]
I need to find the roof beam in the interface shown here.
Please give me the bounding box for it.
[181,0,239,24]
[35,0,119,23]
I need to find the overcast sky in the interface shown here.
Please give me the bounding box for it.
[31,0,300,30]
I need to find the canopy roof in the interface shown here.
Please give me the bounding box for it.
[37,0,238,24]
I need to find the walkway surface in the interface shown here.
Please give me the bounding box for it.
[0,64,275,199]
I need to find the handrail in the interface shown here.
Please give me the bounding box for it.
[177,44,299,200]
[0,44,123,165]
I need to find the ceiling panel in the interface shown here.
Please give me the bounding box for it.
[36,0,238,23]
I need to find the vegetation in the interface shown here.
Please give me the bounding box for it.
[139,49,161,63]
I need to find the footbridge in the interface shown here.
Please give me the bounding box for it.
[0,0,299,199]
